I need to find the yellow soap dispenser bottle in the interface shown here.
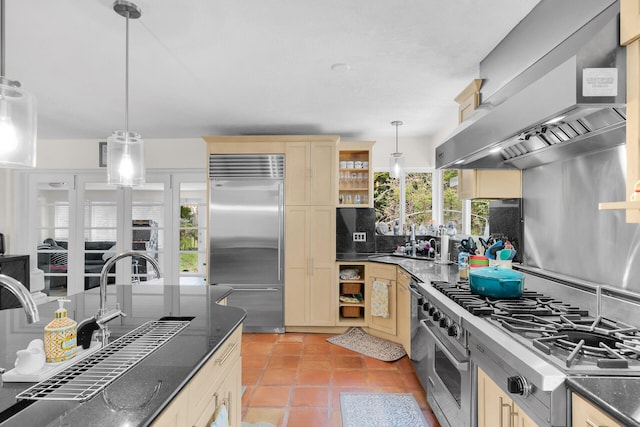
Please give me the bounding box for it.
[44,298,78,363]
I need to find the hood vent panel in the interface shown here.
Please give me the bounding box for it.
[436,2,625,170]
[500,107,626,167]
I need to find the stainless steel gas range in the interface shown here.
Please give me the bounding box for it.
[411,276,640,427]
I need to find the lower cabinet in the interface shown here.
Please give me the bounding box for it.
[396,268,411,358]
[477,367,538,427]
[366,263,397,336]
[151,325,242,427]
[571,393,622,427]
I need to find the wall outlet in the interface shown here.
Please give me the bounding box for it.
[353,232,366,242]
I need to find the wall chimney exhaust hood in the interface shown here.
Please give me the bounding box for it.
[436,2,626,170]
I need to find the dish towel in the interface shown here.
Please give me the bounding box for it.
[371,280,389,318]
[210,403,229,427]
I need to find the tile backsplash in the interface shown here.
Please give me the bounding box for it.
[336,208,376,254]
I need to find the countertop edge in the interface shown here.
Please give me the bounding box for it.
[145,305,245,426]
[566,377,640,427]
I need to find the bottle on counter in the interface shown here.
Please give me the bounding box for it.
[44,298,78,363]
[458,252,469,280]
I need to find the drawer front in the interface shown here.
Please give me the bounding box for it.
[368,263,396,281]
[397,268,411,288]
[188,326,242,424]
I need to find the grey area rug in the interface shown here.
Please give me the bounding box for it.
[327,327,406,361]
[341,392,430,427]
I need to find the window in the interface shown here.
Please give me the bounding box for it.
[374,171,433,233]
[375,168,489,237]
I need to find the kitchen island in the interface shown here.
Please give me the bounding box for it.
[0,283,245,426]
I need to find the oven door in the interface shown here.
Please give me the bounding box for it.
[421,320,471,427]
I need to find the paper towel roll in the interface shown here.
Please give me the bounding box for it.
[440,234,450,263]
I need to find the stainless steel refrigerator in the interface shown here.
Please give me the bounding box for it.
[208,154,285,333]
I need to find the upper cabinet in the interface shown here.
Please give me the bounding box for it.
[285,139,337,206]
[458,169,522,199]
[454,80,522,200]
[620,0,640,46]
[598,2,640,222]
[337,141,374,208]
[454,79,483,123]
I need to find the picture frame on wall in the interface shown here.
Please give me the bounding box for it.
[99,141,107,167]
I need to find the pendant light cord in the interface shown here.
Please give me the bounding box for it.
[1,0,5,77]
[395,123,399,152]
[125,11,129,134]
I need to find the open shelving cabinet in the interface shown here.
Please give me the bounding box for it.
[337,263,367,325]
[337,141,374,208]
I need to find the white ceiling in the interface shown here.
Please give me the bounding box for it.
[6,0,540,141]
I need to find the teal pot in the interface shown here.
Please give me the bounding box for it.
[469,266,524,298]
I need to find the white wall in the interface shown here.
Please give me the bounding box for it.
[36,138,207,170]
[351,135,435,170]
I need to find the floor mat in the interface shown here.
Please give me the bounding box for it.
[327,327,406,361]
[340,392,430,427]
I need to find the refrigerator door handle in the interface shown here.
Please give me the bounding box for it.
[278,182,283,282]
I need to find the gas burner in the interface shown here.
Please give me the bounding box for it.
[494,314,640,368]
[431,281,588,317]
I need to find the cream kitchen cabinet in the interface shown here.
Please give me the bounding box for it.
[571,393,622,427]
[396,268,412,357]
[151,325,242,427]
[477,367,538,427]
[285,205,336,327]
[366,263,397,336]
[285,139,337,206]
[458,169,522,199]
[337,141,374,207]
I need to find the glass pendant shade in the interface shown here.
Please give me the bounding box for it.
[389,152,404,179]
[107,130,144,186]
[0,77,36,168]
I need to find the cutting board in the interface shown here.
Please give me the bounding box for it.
[2,341,102,383]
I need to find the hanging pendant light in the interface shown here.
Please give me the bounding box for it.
[389,120,404,179]
[107,0,145,187]
[0,0,37,168]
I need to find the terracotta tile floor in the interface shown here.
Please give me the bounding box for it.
[241,332,441,427]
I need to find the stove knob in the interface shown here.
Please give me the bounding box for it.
[428,305,436,316]
[447,324,460,338]
[439,317,450,329]
[507,376,532,397]
[432,310,441,321]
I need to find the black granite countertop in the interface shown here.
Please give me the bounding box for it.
[566,377,640,427]
[0,284,245,426]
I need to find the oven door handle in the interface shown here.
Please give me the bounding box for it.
[421,320,469,372]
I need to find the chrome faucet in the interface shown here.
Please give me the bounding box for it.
[95,251,162,345]
[0,274,39,323]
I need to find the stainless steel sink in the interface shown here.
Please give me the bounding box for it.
[16,320,190,402]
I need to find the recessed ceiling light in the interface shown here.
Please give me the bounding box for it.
[330,63,351,73]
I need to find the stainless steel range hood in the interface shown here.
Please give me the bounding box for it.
[436,2,626,170]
